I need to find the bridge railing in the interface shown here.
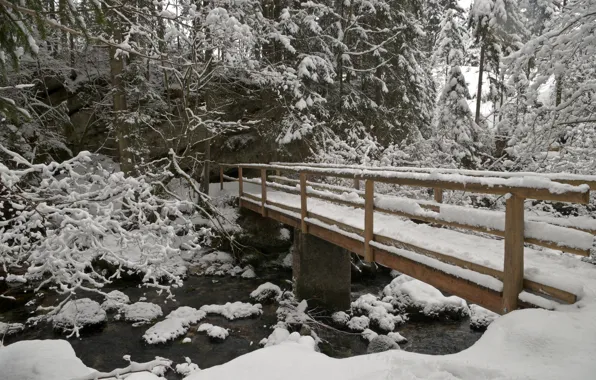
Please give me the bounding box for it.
[220,163,592,313]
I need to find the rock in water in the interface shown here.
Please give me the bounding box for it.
[367,335,400,354]
[52,298,106,330]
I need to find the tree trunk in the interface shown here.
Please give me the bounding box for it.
[475,44,485,124]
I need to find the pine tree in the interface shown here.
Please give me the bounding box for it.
[432,8,468,76]
[435,65,481,168]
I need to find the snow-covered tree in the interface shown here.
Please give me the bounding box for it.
[434,66,482,167]
[432,8,468,76]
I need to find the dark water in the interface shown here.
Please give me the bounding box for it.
[1,268,483,378]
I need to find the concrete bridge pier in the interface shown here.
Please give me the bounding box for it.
[292,229,351,311]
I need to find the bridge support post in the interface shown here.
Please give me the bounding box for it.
[292,229,351,311]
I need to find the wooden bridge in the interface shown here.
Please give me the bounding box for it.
[219,163,596,314]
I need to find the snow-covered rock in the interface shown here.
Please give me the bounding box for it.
[250,282,282,302]
[0,340,92,380]
[200,302,262,320]
[101,290,130,312]
[197,323,229,340]
[347,315,370,332]
[143,306,206,344]
[469,304,499,330]
[166,306,206,324]
[351,294,404,331]
[367,335,400,354]
[387,331,408,344]
[281,253,293,269]
[143,318,189,344]
[331,311,350,326]
[182,337,192,343]
[241,267,256,278]
[382,275,468,319]
[5,274,27,286]
[0,322,24,336]
[361,328,378,342]
[123,302,163,323]
[52,298,106,330]
[260,328,316,350]
[176,358,201,376]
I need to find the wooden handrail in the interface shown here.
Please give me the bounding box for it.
[222,163,590,203]
[268,161,596,190]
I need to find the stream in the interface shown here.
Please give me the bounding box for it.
[1,262,484,378]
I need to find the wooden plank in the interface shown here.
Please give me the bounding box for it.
[434,188,443,203]
[502,194,525,313]
[241,199,300,228]
[364,180,374,262]
[300,173,308,233]
[354,178,360,190]
[307,223,365,256]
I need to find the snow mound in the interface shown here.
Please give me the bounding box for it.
[351,294,404,331]
[200,302,262,320]
[382,275,468,318]
[250,282,282,302]
[101,290,130,312]
[0,322,24,336]
[166,306,206,324]
[143,317,189,344]
[469,304,499,330]
[197,323,229,340]
[123,302,163,322]
[347,315,370,332]
[52,298,106,330]
[0,340,92,380]
[260,328,316,350]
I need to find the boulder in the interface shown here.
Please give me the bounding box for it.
[367,335,400,354]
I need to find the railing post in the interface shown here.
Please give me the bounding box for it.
[502,193,525,313]
[364,179,374,262]
[238,167,243,207]
[434,188,443,203]
[354,178,360,191]
[300,173,308,233]
[261,169,267,217]
[220,166,224,191]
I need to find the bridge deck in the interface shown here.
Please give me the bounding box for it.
[233,182,596,313]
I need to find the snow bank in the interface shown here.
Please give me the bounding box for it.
[182,301,596,380]
[200,302,263,320]
[52,298,107,330]
[0,340,92,380]
[123,302,163,322]
[101,290,130,312]
[469,304,499,330]
[382,275,469,318]
[250,282,282,302]
[197,323,229,340]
